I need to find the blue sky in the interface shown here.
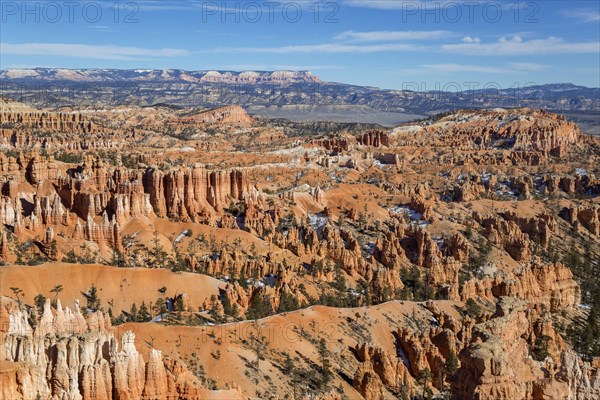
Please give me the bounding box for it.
[1,0,599,90]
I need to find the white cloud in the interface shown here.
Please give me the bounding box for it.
[343,0,443,10]
[343,0,498,10]
[442,36,600,55]
[422,62,548,74]
[462,36,481,44]
[336,30,452,42]
[562,9,600,23]
[422,63,515,74]
[205,43,424,54]
[220,64,342,71]
[0,43,189,60]
[508,62,547,71]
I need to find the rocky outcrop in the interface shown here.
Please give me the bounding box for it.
[451,297,596,400]
[357,130,389,147]
[460,258,580,311]
[554,350,600,400]
[72,212,122,250]
[561,205,600,236]
[1,299,241,400]
[143,164,251,217]
[474,212,531,261]
[0,110,126,151]
[415,109,582,152]
[499,211,557,248]
[0,152,255,255]
[308,136,354,153]
[452,298,545,399]
[177,105,254,127]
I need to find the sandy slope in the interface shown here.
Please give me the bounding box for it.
[0,263,224,314]
[117,300,461,399]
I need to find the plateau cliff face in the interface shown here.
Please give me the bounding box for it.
[1,69,598,115]
[0,68,321,84]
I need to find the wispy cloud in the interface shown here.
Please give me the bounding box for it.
[88,25,117,33]
[561,9,600,23]
[220,64,343,71]
[508,62,547,71]
[442,36,600,55]
[421,62,548,74]
[134,0,201,12]
[204,43,424,54]
[336,30,452,42]
[343,0,498,10]
[0,43,190,60]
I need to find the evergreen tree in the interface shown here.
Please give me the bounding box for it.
[400,370,410,400]
[465,298,482,319]
[155,297,167,317]
[10,287,24,309]
[138,301,152,322]
[130,303,138,322]
[50,284,63,307]
[82,284,101,312]
[278,291,300,313]
[34,294,46,318]
[282,353,294,374]
[110,249,127,268]
[246,293,269,320]
[222,294,235,317]
[419,368,433,400]
[318,338,332,388]
[443,351,459,378]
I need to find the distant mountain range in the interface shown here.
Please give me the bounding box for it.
[1,68,598,131]
[0,68,321,85]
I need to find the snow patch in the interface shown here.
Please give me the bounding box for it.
[175,230,189,243]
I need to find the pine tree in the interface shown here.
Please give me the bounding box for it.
[246,293,269,320]
[318,338,332,388]
[282,353,294,374]
[400,370,410,400]
[443,351,459,378]
[50,284,63,307]
[465,298,482,318]
[138,301,152,322]
[82,284,101,312]
[130,303,138,322]
[222,294,235,317]
[419,368,433,400]
[10,287,24,309]
[155,297,167,318]
[34,294,46,318]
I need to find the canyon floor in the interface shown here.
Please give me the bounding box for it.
[0,98,599,399]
